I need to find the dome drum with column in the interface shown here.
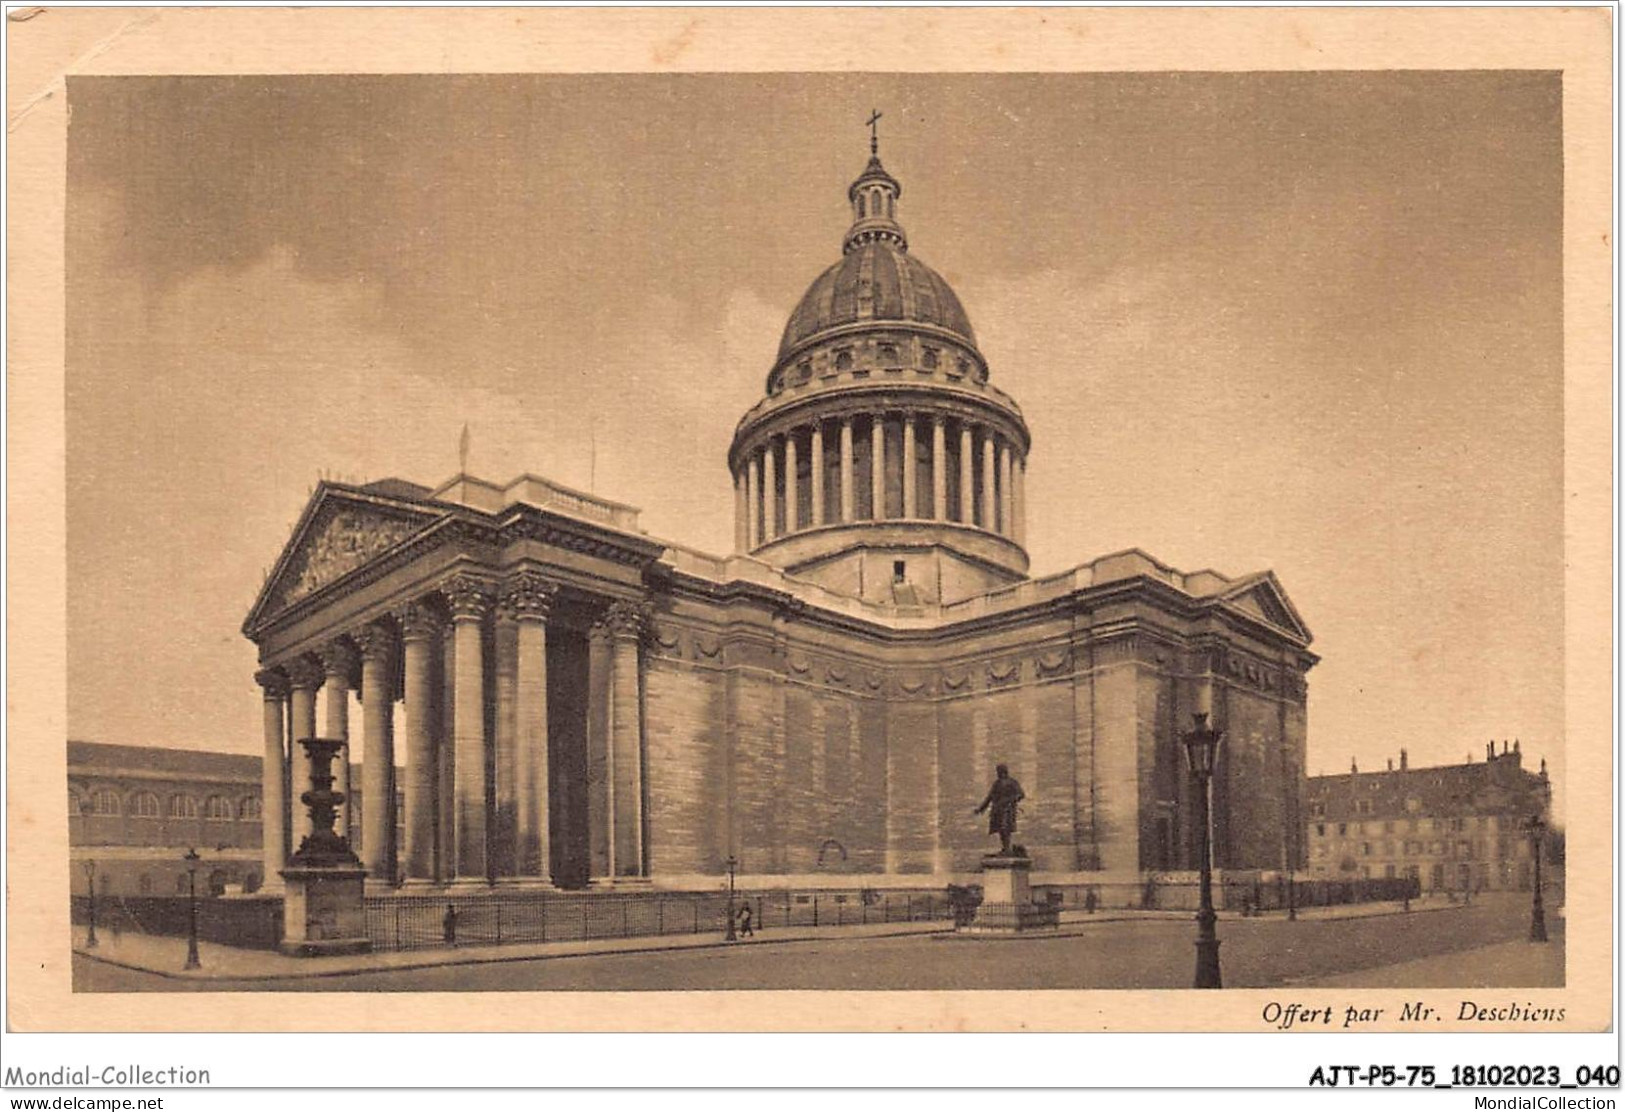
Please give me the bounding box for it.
[728,144,1031,605]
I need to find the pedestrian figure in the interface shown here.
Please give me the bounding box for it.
[443,903,458,945]
[1084,888,1098,915]
[973,763,1025,856]
[737,903,754,938]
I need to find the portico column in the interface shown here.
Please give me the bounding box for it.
[870,416,886,519]
[902,414,918,518]
[356,625,396,884]
[931,416,947,521]
[959,424,975,524]
[254,669,289,891]
[733,470,747,553]
[762,439,778,541]
[586,619,614,881]
[504,571,556,881]
[784,429,799,533]
[746,454,761,549]
[810,421,825,526]
[606,600,649,878]
[999,442,1014,537]
[443,573,496,881]
[839,418,855,522]
[394,603,439,881]
[284,657,324,847]
[981,432,997,530]
[318,640,357,843]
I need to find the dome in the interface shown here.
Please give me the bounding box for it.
[777,242,977,361]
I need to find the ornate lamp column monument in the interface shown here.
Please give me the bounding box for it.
[279,736,371,956]
[1525,813,1549,943]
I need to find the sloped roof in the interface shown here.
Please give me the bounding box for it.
[1308,753,1548,821]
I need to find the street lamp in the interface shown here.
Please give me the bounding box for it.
[1183,711,1224,989]
[1525,814,1548,943]
[82,859,98,949]
[183,847,202,970]
[724,855,738,942]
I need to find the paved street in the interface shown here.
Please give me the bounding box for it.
[74,892,1560,993]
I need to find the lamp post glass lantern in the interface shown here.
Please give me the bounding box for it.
[82,859,98,949]
[1183,711,1224,989]
[1525,815,1548,943]
[183,847,202,970]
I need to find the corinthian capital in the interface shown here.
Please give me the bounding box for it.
[353,623,394,664]
[392,601,440,641]
[254,668,290,699]
[441,573,497,621]
[283,655,326,692]
[317,640,358,681]
[603,598,652,640]
[501,570,558,622]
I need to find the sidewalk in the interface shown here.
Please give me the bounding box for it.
[72,894,1461,982]
[1292,935,1565,988]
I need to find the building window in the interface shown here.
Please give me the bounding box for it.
[1405,797,1421,813]
[951,357,968,378]
[204,796,232,821]
[1315,823,1325,837]
[69,791,82,816]
[170,794,199,819]
[922,347,939,370]
[893,560,907,583]
[90,789,120,816]
[1384,865,1396,879]
[130,792,160,819]
[795,359,812,385]
[1360,843,1370,856]
[1356,800,1372,815]
[1336,823,1346,836]
[835,349,853,372]
[878,342,899,364]
[240,796,262,821]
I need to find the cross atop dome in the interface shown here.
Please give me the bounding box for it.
[844,111,907,254]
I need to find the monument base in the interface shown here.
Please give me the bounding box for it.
[279,864,371,957]
[960,854,1060,934]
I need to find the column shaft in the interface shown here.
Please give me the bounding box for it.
[746,455,761,549]
[607,604,646,877]
[1000,443,1014,537]
[586,623,614,880]
[444,576,494,881]
[1015,457,1027,545]
[981,433,997,530]
[762,440,778,541]
[902,415,917,518]
[358,632,395,883]
[733,470,747,553]
[514,615,550,879]
[256,672,288,890]
[870,417,886,519]
[784,430,799,533]
[398,614,436,881]
[839,419,854,522]
[959,425,975,524]
[320,644,355,843]
[931,416,947,520]
[286,662,322,847]
[492,615,518,876]
[810,422,825,526]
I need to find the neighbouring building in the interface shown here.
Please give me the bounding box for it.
[241,136,1318,899]
[1305,741,1552,893]
[68,740,398,897]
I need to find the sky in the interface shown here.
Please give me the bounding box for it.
[65,72,1564,804]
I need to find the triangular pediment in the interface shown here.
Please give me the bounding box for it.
[1218,572,1313,644]
[245,485,449,635]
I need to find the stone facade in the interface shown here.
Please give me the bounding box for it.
[242,139,1318,893]
[1305,743,1552,893]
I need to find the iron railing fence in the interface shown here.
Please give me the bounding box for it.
[364,888,957,952]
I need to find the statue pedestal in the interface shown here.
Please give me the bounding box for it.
[961,854,1060,934]
[279,864,371,956]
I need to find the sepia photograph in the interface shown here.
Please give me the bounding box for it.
[5,5,1614,1060]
